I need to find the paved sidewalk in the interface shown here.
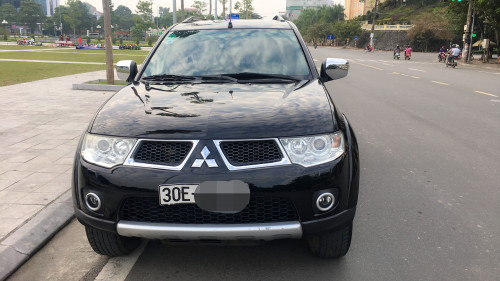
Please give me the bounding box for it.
[0,70,115,280]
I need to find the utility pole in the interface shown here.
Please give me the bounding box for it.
[102,0,114,84]
[215,0,218,19]
[463,0,473,63]
[173,0,177,24]
[370,0,379,49]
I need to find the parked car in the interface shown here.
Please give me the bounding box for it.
[73,17,359,259]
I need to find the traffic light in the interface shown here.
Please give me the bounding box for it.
[472,33,476,37]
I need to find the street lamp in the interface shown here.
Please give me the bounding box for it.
[1,20,7,37]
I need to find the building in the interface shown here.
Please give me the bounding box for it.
[285,0,333,21]
[33,0,59,16]
[83,2,102,19]
[344,0,385,20]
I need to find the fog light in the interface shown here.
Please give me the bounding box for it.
[85,193,101,211]
[316,192,335,212]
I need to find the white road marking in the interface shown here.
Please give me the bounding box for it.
[95,241,147,281]
[478,70,500,75]
[313,59,319,62]
[408,68,426,72]
[490,99,500,102]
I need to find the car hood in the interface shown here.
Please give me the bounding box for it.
[90,80,336,139]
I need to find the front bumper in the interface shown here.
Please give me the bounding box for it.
[75,205,356,239]
[73,128,359,240]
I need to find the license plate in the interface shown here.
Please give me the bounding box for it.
[159,184,197,205]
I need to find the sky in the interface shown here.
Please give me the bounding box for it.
[62,0,287,19]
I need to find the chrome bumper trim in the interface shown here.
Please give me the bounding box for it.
[117,221,303,241]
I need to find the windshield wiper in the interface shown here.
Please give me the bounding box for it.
[141,74,196,82]
[221,72,304,82]
[141,74,238,84]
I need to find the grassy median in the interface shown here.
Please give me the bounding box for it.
[0,47,149,86]
[0,49,149,63]
[0,61,106,86]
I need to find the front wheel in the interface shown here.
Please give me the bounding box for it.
[307,223,353,258]
[85,226,141,257]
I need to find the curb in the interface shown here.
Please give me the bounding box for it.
[72,83,125,91]
[0,190,74,281]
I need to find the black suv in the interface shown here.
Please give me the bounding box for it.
[73,18,359,259]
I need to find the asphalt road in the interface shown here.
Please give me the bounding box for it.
[9,48,500,281]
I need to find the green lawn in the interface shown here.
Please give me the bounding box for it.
[0,47,149,86]
[0,45,52,50]
[0,49,148,63]
[0,61,105,86]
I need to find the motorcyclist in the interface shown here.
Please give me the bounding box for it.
[448,44,461,63]
[438,46,446,61]
[405,45,412,57]
[313,42,317,49]
[394,45,401,58]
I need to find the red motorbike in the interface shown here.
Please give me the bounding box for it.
[438,52,446,63]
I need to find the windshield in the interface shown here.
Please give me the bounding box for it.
[143,29,311,80]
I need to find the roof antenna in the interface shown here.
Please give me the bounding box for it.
[228,0,233,28]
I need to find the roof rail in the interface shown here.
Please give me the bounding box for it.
[182,17,206,23]
[272,15,286,22]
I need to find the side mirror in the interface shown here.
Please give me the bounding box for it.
[116,60,138,83]
[320,58,349,82]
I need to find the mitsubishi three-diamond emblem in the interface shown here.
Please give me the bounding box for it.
[192,146,218,168]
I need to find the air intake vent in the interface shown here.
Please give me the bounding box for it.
[120,197,298,224]
[133,141,192,166]
[219,140,283,166]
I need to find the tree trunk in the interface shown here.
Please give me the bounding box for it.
[102,0,114,84]
[181,0,185,21]
[496,29,500,56]
[222,0,226,19]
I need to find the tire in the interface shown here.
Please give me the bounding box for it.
[307,223,353,259]
[85,226,140,257]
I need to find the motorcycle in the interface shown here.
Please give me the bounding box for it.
[394,52,400,60]
[314,43,317,49]
[445,55,457,68]
[405,52,411,60]
[438,52,446,63]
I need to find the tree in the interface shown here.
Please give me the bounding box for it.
[234,0,253,19]
[102,0,114,84]
[331,20,363,42]
[18,1,45,34]
[133,0,154,40]
[192,0,207,16]
[408,10,453,52]
[219,0,227,19]
[115,5,134,30]
[181,0,184,21]
[475,0,500,56]
[294,5,345,41]
[61,0,93,36]
[157,7,173,28]
[0,3,17,26]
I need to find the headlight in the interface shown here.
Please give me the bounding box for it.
[280,132,345,167]
[81,134,137,168]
